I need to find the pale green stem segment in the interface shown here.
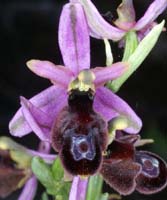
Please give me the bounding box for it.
[104,38,113,66]
[109,20,165,92]
[86,175,103,200]
[122,31,138,61]
[99,193,109,200]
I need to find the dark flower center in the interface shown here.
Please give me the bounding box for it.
[78,140,89,153]
[51,88,108,176]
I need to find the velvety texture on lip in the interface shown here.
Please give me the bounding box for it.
[135,151,167,194]
[51,88,107,176]
[100,135,167,195]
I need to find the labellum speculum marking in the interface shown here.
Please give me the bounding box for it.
[51,70,108,176]
[135,151,167,194]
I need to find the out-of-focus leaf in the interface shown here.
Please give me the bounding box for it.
[100,193,109,200]
[55,182,71,200]
[32,157,71,198]
[41,192,49,200]
[31,157,56,195]
[51,157,64,181]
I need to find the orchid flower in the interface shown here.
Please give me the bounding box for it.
[100,134,167,195]
[5,1,167,199]
[66,134,167,198]
[8,3,142,199]
[0,137,55,199]
[71,0,167,41]
[9,2,142,141]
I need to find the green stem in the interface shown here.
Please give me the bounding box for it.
[109,20,165,92]
[122,31,138,61]
[107,30,138,91]
[86,175,103,200]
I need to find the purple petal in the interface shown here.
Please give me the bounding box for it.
[134,0,167,31]
[38,140,51,153]
[115,0,136,30]
[20,97,50,141]
[69,176,88,200]
[59,3,90,75]
[92,62,128,88]
[75,0,125,40]
[27,141,56,163]
[26,142,55,163]
[93,87,142,134]
[21,97,53,129]
[26,60,73,87]
[18,176,37,200]
[135,151,167,194]
[26,150,56,163]
[9,86,67,137]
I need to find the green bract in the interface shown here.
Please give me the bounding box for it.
[31,157,71,199]
[109,20,165,92]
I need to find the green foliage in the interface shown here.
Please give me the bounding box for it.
[99,193,109,200]
[31,157,71,200]
[51,157,64,181]
[122,31,138,61]
[41,192,49,200]
[109,20,165,92]
[86,175,103,200]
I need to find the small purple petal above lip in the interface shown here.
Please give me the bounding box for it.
[26,60,73,88]
[9,86,67,137]
[20,97,50,141]
[76,0,125,40]
[18,176,37,200]
[92,62,128,87]
[134,0,167,31]
[59,3,90,75]
[94,87,142,134]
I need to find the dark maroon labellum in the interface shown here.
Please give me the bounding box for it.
[0,150,26,198]
[100,135,167,195]
[135,151,167,194]
[51,89,108,176]
[100,139,141,195]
